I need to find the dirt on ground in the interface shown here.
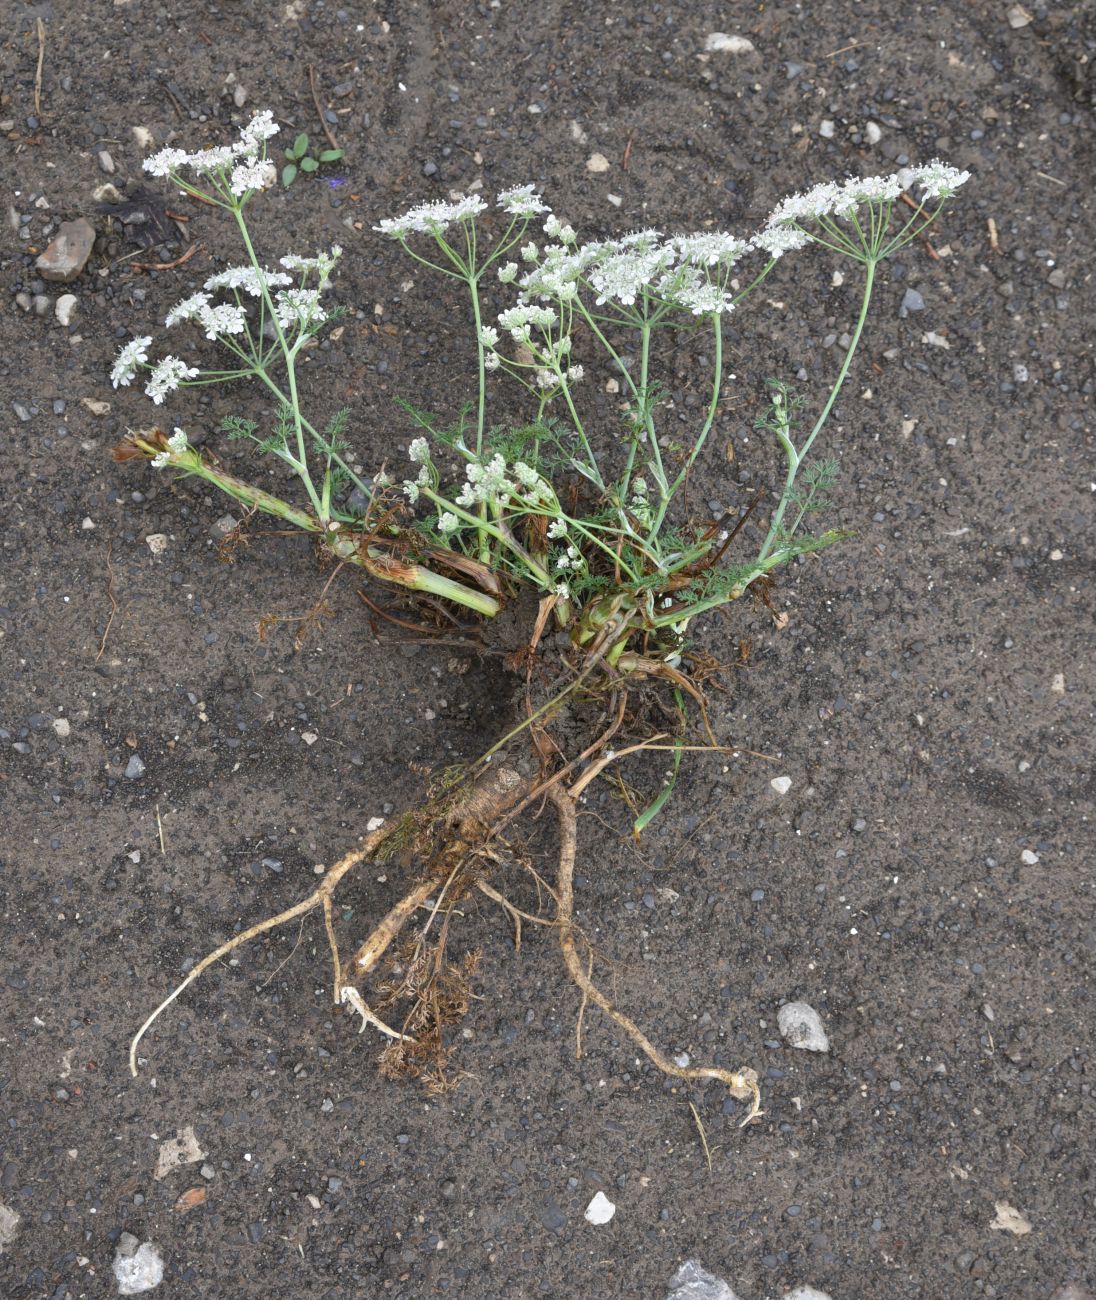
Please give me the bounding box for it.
[0,2,1093,1298]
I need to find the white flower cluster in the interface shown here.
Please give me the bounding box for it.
[146,355,199,405]
[497,185,549,217]
[164,292,248,339]
[444,452,552,510]
[151,427,190,468]
[281,246,343,277]
[762,162,970,236]
[110,337,197,404]
[516,228,748,314]
[497,303,558,342]
[143,110,280,196]
[111,335,152,388]
[374,194,488,238]
[203,266,292,296]
[274,288,326,331]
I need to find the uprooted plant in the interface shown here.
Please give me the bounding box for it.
[115,111,968,1121]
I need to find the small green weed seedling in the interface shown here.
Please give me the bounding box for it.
[282,130,344,187]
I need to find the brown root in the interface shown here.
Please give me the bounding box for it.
[548,784,762,1127]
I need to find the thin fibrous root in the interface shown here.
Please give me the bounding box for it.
[128,823,386,1076]
[548,784,763,1128]
[129,766,528,1078]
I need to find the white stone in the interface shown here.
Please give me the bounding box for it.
[584,1191,616,1225]
[0,1202,20,1255]
[55,293,78,326]
[154,1126,206,1180]
[302,731,319,746]
[1021,849,1039,865]
[113,1236,164,1294]
[52,717,71,738]
[770,775,792,795]
[990,1200,1032,1235]
[667,1260,742,1300]
[778,1001,830,1052]
[819,119,835,139]
[366,816,386,832]
[586,152,610,173]
[705,32,755,54]
[145,534,168,555]
[1006,4,1032,27]
[865,121,882,144]
[1050,672,1065,694]
[784,1289,834,1300]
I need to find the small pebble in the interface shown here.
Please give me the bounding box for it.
[55,293,78,326]
[784,1288,834,1300]
[1021,849,1039,865]
[819,119,835,139]
[586,152,610,173]
[113,1235,164,1295]
[901,288,925,314]
[770,775,792,795]
[125,755,146,780]
[777,1001,830,1052]
[584,1191,616,1225]
[98,149,116,174]
[865,121,882,144]
[1006,4,1032,28]
[704,32,755,54]
[52,717,71,738]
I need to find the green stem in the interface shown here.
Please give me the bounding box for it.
[758,257,877,560]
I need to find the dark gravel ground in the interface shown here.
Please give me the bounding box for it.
[1,2,1093,1298]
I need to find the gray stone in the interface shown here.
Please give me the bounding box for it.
[901,288,925,314]
[98,149,116,174]
[125,754,146,780]
[35,218,96,282]
[113,1235,164,1294]
[778,1001,830,1052]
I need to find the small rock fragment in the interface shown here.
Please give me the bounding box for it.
[125,755,146,780]
[586,152,610,173]
[584,1191,616,1225]
[666,1260,742,1300]
[778,1001,830,1052]
[154,1126,206,1180]
[784,1289,833,1300]
[0,1202,20,1255]
[55,293,78,326]
[98,149,116,174]
[990,1200,1032,1235]
[1006,4,1032,27]
[52,717,71,738]
[819,119,835,139]
[770,775,792,795]
[301,731,319,746]
[865,121,882,144]
[81,396,111,416]
[212,514,238,537]
[113,1235,164,1294]
[704,33,755,54]
[35,217,96,282]
[145,534,169,555]
[901,288,925,314]
[1050,672,1065,694]
[1021,849,1039,865]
